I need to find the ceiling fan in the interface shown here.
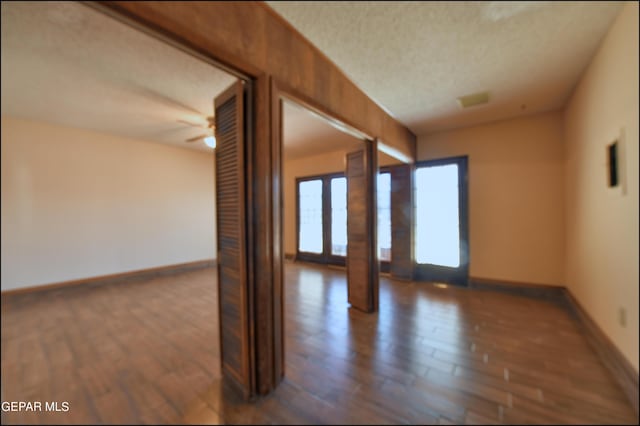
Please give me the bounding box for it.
[179,116,216,148]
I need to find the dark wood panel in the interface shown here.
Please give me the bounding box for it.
[270,87,284,388]
[346,142,379,313]
[347,150,369,312]
[99,1,415,160]
[390,164,413,280]
[369,141,379,312]
[215,81,253,398]
[250,74,283,395]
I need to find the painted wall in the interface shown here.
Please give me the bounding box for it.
[1,116,216,291]
[564,2,639,372]
[417,111,565,286]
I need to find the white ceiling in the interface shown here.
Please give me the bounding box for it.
[1,1,236,152]
[267,1,623,135]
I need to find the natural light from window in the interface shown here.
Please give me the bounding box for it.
[298,179,323,254]
[331,177,347,256]
[377,173,391,262]
[415,164,460,267]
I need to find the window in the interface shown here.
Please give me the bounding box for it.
[330,177,347,256]
[296,171,393,266]
[415,164,460,267]
[377,172,391,262]
[298,179,323,254]
[296,173,346,264]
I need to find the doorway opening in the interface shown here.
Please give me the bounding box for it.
[1,0,259,417]
[283,99,365,268]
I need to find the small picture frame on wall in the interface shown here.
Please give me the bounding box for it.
[606,127,627,197]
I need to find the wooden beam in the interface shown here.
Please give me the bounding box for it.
[99,1,416,161]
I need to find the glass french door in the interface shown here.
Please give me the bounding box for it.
[377,172,392,272]
[414,156,469,285]
[330,177,348,257]
[296,171,393,267]
[296,174,347,265]
[298,179,324,255]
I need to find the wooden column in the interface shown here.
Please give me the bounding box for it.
[390,164,414,280]
[346,140,379,313]
[252,75,283,394]
[215,76,282,399]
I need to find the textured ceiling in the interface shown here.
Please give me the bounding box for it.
[4,2,617,158]
[1,1,236,152]
[267,1,623,135]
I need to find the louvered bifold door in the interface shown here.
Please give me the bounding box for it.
[215,81,254,397]
[346,141,379,313]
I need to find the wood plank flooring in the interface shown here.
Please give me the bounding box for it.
[1,262,637,424]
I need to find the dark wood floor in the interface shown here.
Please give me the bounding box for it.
[1,262,637,425]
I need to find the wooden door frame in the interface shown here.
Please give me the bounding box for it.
[271,78,379,300]
[85,3,282,399]
[85,1,413,398]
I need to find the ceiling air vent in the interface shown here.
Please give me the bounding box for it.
[457,91,490,109]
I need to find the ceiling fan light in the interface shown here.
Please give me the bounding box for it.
[204,135,216,149]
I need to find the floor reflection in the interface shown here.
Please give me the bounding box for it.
[270,261,633,424]
[2,262,635,424]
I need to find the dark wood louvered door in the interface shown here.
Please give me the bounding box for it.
[215,81,254,397]
[346,141,379,313]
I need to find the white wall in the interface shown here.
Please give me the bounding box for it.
[564,2,639,372]
[418,111,566,286]
[1,116,216,291]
